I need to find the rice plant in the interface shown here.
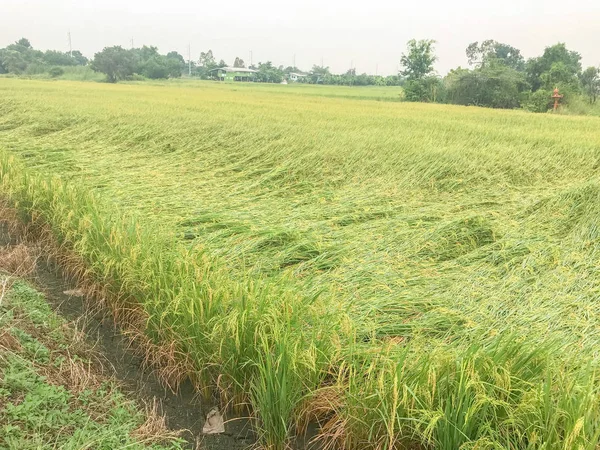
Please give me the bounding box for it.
[2,78,600,449]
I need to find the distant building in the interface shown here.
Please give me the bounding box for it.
[288,72,308,82]
[211,67,257,82]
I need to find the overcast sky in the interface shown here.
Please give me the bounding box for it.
[2,0,599,75]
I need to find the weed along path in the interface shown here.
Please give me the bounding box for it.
[3,78,600,448]
[0,219,256,449]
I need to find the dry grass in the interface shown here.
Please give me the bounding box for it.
[0,243,38,277]
[132,397,184,445]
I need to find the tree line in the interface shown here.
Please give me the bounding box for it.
[400,39,600,112]
[1,37,598,112]
[0,39,187,82]
[0,38,88,78]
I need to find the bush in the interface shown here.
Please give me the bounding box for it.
[445,66,528,109]
[403,76,444,103]
[48,66,64,78]
[24,63,48,76]
[140,57,170,79]
[521,89,552,113]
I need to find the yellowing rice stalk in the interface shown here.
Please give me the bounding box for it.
[2,78,600,449]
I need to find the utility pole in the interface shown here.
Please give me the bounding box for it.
[67,31,72,57]
[321,56,324,67]
[250,50,253,67]
[188,43,192,77]
[131,37,134,49]
[293,53,296,69]
[376,63,378,76]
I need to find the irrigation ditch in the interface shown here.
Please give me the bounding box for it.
[0,215,260,449]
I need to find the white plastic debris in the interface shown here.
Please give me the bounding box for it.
[202,407,225,434]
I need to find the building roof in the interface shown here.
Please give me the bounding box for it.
[289,72,308,77]
[211,66,258,73]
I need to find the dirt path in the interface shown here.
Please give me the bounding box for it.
[0,221,255,450]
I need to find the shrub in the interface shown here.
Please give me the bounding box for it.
[522,89,552,113]
[445,66,528,109]
[48,66,64,78]
[403,76,444,103]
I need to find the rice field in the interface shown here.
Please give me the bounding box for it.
[2,78,600,449]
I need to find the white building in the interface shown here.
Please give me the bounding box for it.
[288,72,308,82]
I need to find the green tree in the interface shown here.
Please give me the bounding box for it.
[256,61,284,83]
[140,56,170,79]
[308,65,330,84]
[48,66,65,78]
[0,38,44,74]
[283,66,302,74]
[233,57,245,68]
[400,39,436,80]
[195,50,218,79]
[43,50,78,66]
[0,49,27,74]
[539,61,580,92]
[91,46,135,82]
[403,76,444,103]
[165,52,185,78]
[580,67,600,104]
[12,38,32,51]
[70,50,88,66]
[136,45,159,62]
[466,40,524,71]
[199,50,216,68]
[445,65,528,108]
[166,51,185,65]
[526,43,582,91]
[401,39,440,102]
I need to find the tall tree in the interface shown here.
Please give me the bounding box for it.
[166,51,185,65]
[43,50,79,66]
[400,39,436,80]
[308,65,330,84]
[70,50,88,66]
[165,51,185,78]
[466,40,524,71]
[233,57,245,68]
[401,39,440,102]
[526,43,582,91]
[13,38,32,50]
[198,50,216,69]
[580,67,600,104]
